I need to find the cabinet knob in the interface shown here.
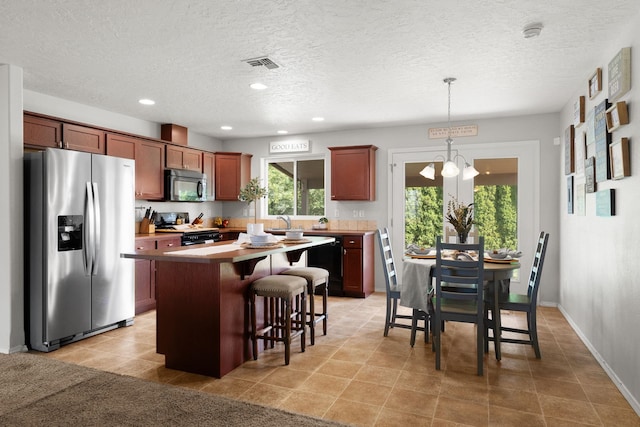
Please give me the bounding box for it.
[167,243,174,247]
[136,246,144,250]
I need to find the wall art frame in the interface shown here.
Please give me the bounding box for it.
[585,156,596,193]
[605,101,629,132]
[589,68,602,99]
[573,96,585,127]
[608,47,631,102]
[564,125,575,175]
[610,137,630,180]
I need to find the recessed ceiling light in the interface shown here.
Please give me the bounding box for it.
[138,98,155,105]
[220,125,233,130]
[277,130,288,134]
[250,82,268,90]
[312,117,325,122]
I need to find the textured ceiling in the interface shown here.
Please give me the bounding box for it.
[1,1,638,140]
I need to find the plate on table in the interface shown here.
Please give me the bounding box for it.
[241,242,284,249]
[408,253,436,259]
[483,256,518,264]
[280,238,312,244]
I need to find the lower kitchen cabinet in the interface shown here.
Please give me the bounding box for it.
[342,233,375,298]
[134,235,181,314]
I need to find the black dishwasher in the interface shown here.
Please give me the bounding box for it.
[307,236,343,296]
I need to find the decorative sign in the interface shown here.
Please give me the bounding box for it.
[567,176,574,214]
[269,139,311,154]
[574,131,585,176]
[610,137,630,180]
[589,68,602,99]
[585,107,595,145]
[585,156,596,193]
[596,189,615,217]
[608,47,631,102]
[575,183,586,216]
[564,125,574,175]
[428,125,478,139]
[573,96,585,127]
[594,99,611,182]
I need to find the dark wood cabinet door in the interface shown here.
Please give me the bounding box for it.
[105,134,136,159]
[329,145,377,200]
[215,153,252,201]
[107,134,164,200]
[62,123,105,154]
[135,140,165,200]
[202,152,215,200]
[24,114,62,149]
[166,145,202,170]
[343,247,363,294]
[166,145,184,169]
[134,238,156,314]
[183,148,202,170]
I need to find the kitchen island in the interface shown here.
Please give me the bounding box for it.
[122,236,335,378]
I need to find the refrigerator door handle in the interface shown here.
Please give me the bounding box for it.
[91,182,101,275]
[84,182,94,276]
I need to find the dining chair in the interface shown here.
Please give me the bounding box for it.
[376,228,418,336]
[432,236,485,375]
[485,231,549,358]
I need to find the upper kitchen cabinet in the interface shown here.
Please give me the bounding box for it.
[106,133,165,200]
[166,145,202,171]
[215,152,252,201]
[202,151,215,201]
[24,114,61,149]
[24,113,105,154]
[329,145,377,201]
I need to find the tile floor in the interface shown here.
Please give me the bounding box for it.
[37,293,639,426]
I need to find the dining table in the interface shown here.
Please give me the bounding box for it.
[400,255,520,360]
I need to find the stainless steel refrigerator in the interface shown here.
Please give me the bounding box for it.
[25,148,135,352]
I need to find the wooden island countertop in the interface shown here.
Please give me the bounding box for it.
[121,236,334,378]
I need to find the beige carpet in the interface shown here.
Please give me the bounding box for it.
[0,352,344,426]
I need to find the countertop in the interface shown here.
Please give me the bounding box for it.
[123,236,335,264]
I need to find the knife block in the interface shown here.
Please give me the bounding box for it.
[139,218,155,234]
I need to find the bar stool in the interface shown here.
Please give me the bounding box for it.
[280,267,329,345]
[250,275,307,365]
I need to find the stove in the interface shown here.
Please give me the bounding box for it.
[154,212,221,246]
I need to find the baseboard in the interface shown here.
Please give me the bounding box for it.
[558,304,640,417]
[0,344,28,354]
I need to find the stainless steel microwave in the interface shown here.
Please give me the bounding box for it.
[164,169,206,202]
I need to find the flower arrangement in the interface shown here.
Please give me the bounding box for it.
[446,196,475,242]
[238,177,268,224]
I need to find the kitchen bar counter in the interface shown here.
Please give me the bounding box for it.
[122,236,334,377]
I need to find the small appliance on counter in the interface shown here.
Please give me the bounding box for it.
[154,212,221,245]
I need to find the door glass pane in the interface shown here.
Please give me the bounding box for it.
[404,161,443,248]
[473,158,518,250]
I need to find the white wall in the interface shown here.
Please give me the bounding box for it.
[559,16,640,413]
[0,65,26,353]
[222,113,561,304]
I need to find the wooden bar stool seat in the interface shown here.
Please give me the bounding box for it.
[280,267,329,345]
[250,275,307,365]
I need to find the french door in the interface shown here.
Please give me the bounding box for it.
[389,141,539,294]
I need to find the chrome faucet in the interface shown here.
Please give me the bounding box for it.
[277,215,291,230]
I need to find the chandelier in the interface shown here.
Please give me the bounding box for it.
[420,77,479,180]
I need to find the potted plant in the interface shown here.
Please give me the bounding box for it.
[238,177,268,232]
[314,216,329,230]
[445,196,475,243]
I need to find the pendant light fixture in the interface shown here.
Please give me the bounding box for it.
[420,78,479,180]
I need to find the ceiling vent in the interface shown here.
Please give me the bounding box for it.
[243,56,280,69]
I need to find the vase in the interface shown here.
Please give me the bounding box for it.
[458,233,468,244]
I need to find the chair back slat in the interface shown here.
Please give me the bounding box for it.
[435,236,485,307]
[376,228,398,291]
[526,232,549,302]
